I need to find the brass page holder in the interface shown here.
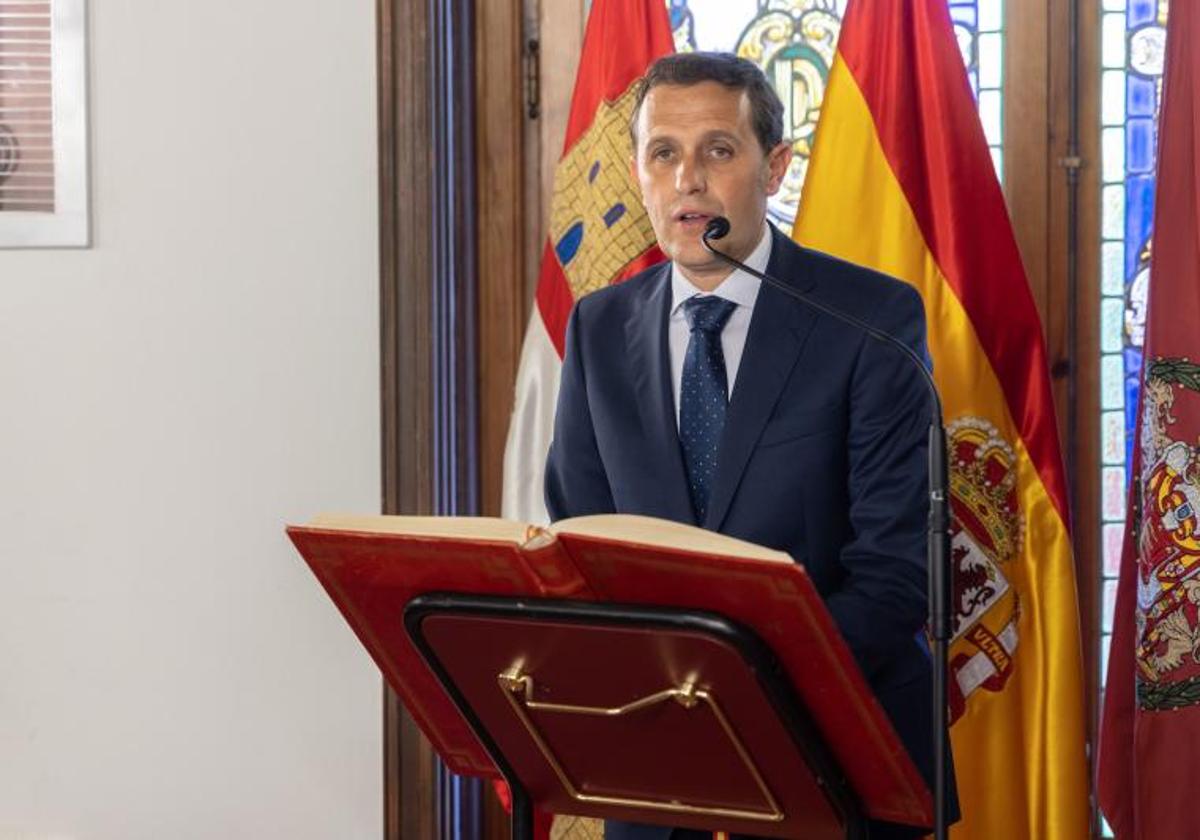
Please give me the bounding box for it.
[498,664,784,823]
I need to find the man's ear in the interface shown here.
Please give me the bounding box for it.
[764,141,793,195]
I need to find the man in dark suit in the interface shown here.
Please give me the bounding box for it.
[545,52,951,840]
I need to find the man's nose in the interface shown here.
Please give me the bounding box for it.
[675,155,706,194]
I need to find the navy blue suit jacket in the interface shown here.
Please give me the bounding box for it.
[545,228,951,836]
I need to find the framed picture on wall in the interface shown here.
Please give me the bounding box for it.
[0,0,88,247]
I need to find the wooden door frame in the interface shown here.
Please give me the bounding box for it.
[378,0,485,836]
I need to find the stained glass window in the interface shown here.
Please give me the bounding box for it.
[1097,0,1168,836]
[667,0,1005,233]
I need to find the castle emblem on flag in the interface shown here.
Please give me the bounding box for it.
[945,416,1024,720]
[1134,358,1200,710]
[549,85,658,300]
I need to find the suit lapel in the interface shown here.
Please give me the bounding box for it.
[705,232,819,531]
[624,265,695,524]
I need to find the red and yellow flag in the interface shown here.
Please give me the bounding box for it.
[501,0,674,524]
[1098,2,1200,836]
[793,1,1089,836]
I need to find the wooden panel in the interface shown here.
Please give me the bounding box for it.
[477,0,528,518]
[379,0,433,520]
[1004,0,1051,328]
[1052,3,1103,836]
[379,0,448,835]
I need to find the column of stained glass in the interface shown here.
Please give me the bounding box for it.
[667,0,1004,231]
[947,0,1005,179]
[1096,0,1167,789]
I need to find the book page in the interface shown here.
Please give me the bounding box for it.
[306,513,537,545]
[552,514,792,563]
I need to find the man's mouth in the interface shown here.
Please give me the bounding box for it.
[675,211,715,225]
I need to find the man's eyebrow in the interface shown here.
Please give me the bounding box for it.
[701,129,742,143]
[644,128,743,145]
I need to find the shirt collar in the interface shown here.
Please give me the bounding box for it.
[670,222,772,316]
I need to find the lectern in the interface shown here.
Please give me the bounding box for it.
[287,513,934,838]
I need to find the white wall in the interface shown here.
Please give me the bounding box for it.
[0,2,381,838]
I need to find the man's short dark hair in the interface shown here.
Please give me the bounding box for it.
[629,52,786,154]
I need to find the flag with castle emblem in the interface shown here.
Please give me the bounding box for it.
[1099,2,1200,836]
[793,0,1090,836]
[500,0,674,524]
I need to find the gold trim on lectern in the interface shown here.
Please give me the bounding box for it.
[497,664,785,823]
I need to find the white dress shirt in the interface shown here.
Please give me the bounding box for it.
[669,223,772,427]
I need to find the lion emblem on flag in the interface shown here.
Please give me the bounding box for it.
[945,416,1024,721]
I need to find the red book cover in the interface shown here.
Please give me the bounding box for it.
[287,517,593,776]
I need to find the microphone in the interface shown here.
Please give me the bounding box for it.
[702,216,954,839]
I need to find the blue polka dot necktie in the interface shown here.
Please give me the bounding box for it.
[679,295,737,524]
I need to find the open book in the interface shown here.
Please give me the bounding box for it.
[287,513,931,825]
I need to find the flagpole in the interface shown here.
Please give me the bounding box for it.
[928,422,952,840]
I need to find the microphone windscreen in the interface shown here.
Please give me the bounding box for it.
[703,216,731,241]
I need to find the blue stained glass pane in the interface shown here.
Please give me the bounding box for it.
[1102,354,1125,410]
[1124,347,1143,462]
[668,0,690,30]
[1102,814,1115,839]
[968,70,979,99]
[1102,13,1127,68]
[1102,70,1126,125]
[1103,127,1126,182]
[1127,75,1157,115]
[1102,185,1125,238]
[1102,242,1124,294]
[1126,117,1155,173]
[978,0,1002,32]
[1125,176,1156,275]
[978,33,1002,88]
[1128,0,1157,26]
[1103,0,1126,9]
[1102,298,1124,352]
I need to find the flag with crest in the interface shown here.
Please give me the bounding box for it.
[793,0,1090,836]
[1099,2,1200,836]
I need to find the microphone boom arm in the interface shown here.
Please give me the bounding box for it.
[702,218,954,840]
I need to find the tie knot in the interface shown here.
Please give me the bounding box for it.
[683,295,737,334]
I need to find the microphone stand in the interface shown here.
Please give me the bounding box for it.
[702,220,953,839]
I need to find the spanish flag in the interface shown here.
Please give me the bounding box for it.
[793,2,1089,837]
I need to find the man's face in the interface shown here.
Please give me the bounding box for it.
[632,81,792,289]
